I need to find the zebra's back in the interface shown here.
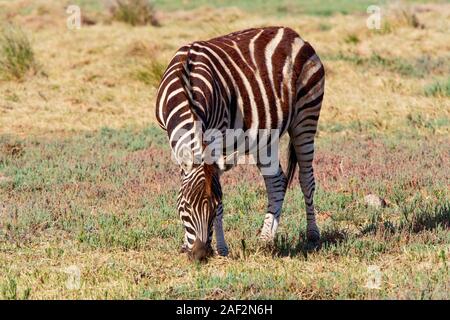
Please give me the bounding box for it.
[156,26,324,137]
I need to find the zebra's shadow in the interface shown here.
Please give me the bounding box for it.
[273,229,348,258]
[273,202,449,258]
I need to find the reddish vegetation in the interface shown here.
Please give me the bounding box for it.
[126,138,449,196]
[124,148,179,192]
[312,139,449,193]
[221,162,264,187]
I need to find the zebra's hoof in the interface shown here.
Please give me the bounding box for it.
[259,232,275,244]
[216,246,229,257]
[306,230,321,251]
[305,240,320,251]
[307,231,320,242]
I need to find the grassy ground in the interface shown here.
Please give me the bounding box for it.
[0,0,449,299]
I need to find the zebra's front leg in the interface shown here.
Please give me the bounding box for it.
[177,192,192,253]
[179,232,190,253]
[214,202,229,256]
[259,165,288,242]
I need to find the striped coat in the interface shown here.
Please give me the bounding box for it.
[156,26,325,261]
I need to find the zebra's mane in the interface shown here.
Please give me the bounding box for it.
[179,45,206,130]
[178,46,208,163]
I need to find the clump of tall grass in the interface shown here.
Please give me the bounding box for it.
[397,8,424,29]
[0,25,37,80]
[344,33,359,45]
[106,0,160,26]
[126,40,165,87]
[135,59,166,87]
[379,5,425,34]
[424,77,450,97]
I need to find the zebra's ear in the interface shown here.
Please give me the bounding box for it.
[217,151,239,172]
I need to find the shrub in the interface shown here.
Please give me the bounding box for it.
[107,0,160,26]
[0,25,37,80]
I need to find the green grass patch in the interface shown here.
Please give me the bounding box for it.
[151,0,388,16]
[324,52,449,78]
[344,33,360,44]
[424,77,450,97]
[0,126,167,192]
[134,59,166,88]
[1,127,449,299]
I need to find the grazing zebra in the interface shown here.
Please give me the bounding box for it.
[156,26,325,261]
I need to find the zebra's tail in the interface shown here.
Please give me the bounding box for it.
[286,140,297,188]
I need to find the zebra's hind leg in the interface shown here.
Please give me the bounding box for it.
[259,165,288,242]
[214,202,229,256]
[289,130,321,245]
[290,48,324,245]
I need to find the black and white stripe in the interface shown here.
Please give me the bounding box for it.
[156,27,325,260]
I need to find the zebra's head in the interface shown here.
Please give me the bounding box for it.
[178,162,219,261]
[176,145,237,261]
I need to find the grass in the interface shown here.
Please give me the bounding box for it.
[0,0,449,299]
[151,0,390,15]
[107,0,160,26]
[134,59,166,87]
[324,52,449,78]
[0,24,37,80]
[344,33,359,44]
[0,127,448,299]
[424,77,450,97]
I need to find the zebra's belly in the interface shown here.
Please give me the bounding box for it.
[213,125,284,175]
[229,84,295,137]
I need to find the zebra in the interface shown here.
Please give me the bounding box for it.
[155,26,325,261]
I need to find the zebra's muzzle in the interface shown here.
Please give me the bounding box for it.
[189,238,213,262]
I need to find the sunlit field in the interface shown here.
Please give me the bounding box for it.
[0,0,448,299]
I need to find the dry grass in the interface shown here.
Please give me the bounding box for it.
[106,0,160,26]
[0,24,38,80]
[0,1,447,136]
[0,0,449,299]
